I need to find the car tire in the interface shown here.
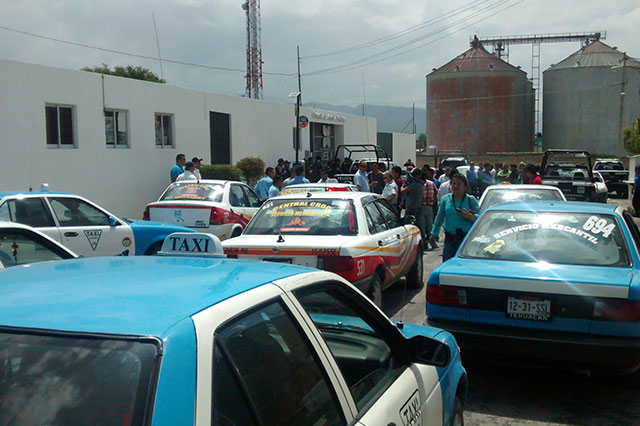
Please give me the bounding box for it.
[406,247,424,289]
[367,273,383,308]
[144,242,163,256]
[450,396,464,426]
[230,228,242,238]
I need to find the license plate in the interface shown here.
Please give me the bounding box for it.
[506,297,551,322]
[263,257,292,264]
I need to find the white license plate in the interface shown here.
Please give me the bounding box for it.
[506,297,551,322]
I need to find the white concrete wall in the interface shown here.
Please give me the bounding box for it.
[0,58,376,218]
[391,132,416,166]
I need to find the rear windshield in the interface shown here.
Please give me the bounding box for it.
[460,211,630,267]
[542,165,590,181]
[0,331,159,425]
[244,199,358,236]
[481,188,564,209]
[595,162,624,171]
[160,182,224,202]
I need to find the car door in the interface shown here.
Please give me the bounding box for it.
[227,183,254,228]
[46,196,134,257]
[375,198,415,278]
[363,200,403,284]
[290,281,442,426]
[190,284,353,425]
[0,196,61,242]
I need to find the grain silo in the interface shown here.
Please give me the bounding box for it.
[543,41,640,156]
[427,39,534,155]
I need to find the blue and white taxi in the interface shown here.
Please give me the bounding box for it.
[0,189,192,256]
[144,180,262,240]
[0,233,467,426]
[222,192,424,307]
[427,201,640,372]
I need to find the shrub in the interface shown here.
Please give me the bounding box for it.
[199,164,243,181]
[236,157,266,186]
[624,120,640,155]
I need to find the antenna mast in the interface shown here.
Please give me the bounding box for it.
[242,0,263,99]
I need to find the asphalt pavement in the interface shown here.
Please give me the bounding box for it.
[382,197,640,425]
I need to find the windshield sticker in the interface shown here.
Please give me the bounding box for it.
[472,235,491,244]
[288,218,306,226]
[267,201,333,217]
[347,203,357,233]
[280,227,311,233]
[491,222,600,245]
[583,215,615,238]
[484,240,505,254]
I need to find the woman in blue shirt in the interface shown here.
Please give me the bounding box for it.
[430,173,480,262]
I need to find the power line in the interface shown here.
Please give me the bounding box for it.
[0,24,296,77]
[302,0,491,59]
[305,0,524,76]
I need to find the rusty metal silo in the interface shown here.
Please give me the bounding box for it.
[427,40,534,155]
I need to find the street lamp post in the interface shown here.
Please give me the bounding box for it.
[288,91,301,164]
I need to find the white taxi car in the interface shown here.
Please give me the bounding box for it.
[0,221,76,268]
[222,192,424,307]
[144,180,262,240]
[0,232,467,425]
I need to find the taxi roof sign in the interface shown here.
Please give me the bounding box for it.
[159,232,225,257]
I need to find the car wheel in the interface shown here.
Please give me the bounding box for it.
[230,228,242,238]
[406,247,424,289]
[144,242,163,256]
[451,396,464,426]
[367,273,383,308]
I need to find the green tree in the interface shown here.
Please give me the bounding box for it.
[236,157,266,186]
[82,64,166,83]
[623,120,640,154]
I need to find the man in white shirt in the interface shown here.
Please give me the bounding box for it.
[317,168,338,183]
[176,162,198,181]
[191,157,203,180]
[381,171,398,205]
[437,179,451,202]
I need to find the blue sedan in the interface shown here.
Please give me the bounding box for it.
[427,201,640,373]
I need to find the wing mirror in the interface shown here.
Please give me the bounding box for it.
[405,335,451,367]
[108,216,118,226]
[402,215,416,225]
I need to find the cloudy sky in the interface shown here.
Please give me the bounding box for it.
[2,0,638,109]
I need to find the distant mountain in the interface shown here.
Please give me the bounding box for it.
[308,103,426,135]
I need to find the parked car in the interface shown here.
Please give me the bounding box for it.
[0,190,191,256]
[223,192,423,307]
[436,150,468,170]
[0,221,76,268]
[426,201,640,373]
[143,180,262,240]
[478,184,566,211]
[541,149,597,202]
[593,158,628,198]
[0,232,467,426]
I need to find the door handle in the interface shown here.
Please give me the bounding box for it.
[378,240,384,247]
[64,232,78,237]
[396,234,401,239]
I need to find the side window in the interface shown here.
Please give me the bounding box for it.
[0,230,66,267]
[213,301,345,426]
[242,185,262,208]
[229,185,247,207]
[3,198,55,227]
[0,202,10,222]
[49,198,110,227]
[364,202,387,234]
[295,287,402,411]
[376,199,401,229]
[622,212,640,253]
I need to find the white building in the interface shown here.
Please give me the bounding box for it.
[0,58,413,219]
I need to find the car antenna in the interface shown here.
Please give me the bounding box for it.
[277,232,285,243]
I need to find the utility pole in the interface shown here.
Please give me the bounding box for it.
[295,45,302,164]
[412,102,416,134]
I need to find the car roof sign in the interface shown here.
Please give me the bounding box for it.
[159,232,225,257]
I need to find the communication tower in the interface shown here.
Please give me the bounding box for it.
[242,0,263,99]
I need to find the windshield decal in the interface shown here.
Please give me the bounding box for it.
[583,215,615,238]
[492,222,599,245]
[484,240,505,254]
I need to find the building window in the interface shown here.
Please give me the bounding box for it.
[45,105,75,148]
[155,113,174,148]
[105,110,129,148]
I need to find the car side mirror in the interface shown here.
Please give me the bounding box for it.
[402,215,416,225]
[405,335,450,367]
[108,216,118,226]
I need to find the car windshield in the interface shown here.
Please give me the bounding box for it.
[595,162,624,171]
[0,229,72,267]
[160,182,224,202]
[460,211,630,267]
[244,199,358,236]
[481,189,564,210]
[0,331,159,425]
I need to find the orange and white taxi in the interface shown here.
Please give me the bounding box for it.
[222,192,423,306]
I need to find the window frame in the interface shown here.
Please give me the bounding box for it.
[47,196,112,227]
[363,201,388,235]
[154,113,175,148]
[241,185,262,208]
[0,197,56,228]
[0,227,75,267]
[375,198,402,230]
[45,103,76,148]
[105,109,130,149]
[229,184,248,208]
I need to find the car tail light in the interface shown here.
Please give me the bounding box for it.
[319,256,354,272]
[593,299,640,322]
[327,187,348,192]
[210,207,222,225]
[426,284,467,308]
[142,206,150,221]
